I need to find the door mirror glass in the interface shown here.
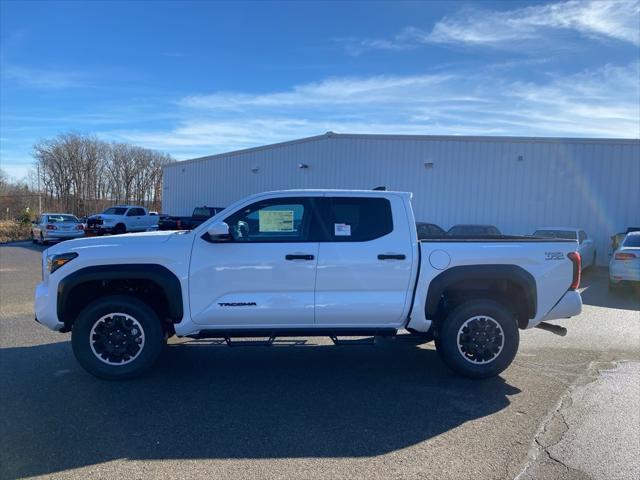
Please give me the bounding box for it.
[206,221,231,241]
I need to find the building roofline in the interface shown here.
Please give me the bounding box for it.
[164,132,640,169]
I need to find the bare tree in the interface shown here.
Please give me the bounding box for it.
[26,132,174,217]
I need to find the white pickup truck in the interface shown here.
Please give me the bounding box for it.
[35,189,582,380]
[85,205,159,235]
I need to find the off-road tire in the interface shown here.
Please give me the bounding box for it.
[71,295,165,380]
[435,299,519,379]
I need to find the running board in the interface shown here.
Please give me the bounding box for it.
[224,336,276,347]
[535,322,567,336]
[329,335,376,346]
[188,328,397,341]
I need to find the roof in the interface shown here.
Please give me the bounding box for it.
[164,131,640,169]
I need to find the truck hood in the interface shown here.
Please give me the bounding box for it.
[88,214,121,222]
[45,230,183,255]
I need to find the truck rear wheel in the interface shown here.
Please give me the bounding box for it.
[71,295,165,380]
[435,299,519,379]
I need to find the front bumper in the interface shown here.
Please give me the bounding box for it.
[34,281,64,331]
[540,290,582,323]
[85,225,115,234]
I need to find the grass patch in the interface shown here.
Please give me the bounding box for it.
[0,221,31,243]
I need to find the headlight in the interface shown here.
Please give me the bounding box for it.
[47,253,78,273]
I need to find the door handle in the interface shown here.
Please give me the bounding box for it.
[286,254,315,261]
[378,254,406,260]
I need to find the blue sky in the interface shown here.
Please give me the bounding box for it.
[1,0,639,179]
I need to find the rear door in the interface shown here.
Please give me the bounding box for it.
[189,196,321,327]
[314,195,415,327]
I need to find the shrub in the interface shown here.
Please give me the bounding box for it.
[0,221,31,243]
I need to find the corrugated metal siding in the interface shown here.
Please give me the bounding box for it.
[163,135,640,265]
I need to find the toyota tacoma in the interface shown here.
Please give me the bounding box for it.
[35,189,582,380]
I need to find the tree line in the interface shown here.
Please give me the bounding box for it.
[1,132,175,219]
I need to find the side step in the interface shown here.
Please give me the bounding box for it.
[188,328,398,346]
[224,336,276,347]
[329,335,376,346]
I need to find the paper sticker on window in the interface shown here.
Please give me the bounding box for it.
[259,210,294,232]
[334,223,351,236]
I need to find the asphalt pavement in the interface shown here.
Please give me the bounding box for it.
[0,241,638,480]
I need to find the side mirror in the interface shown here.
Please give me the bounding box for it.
[205,221,231,242]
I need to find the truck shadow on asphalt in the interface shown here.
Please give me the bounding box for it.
[0,340,520,479]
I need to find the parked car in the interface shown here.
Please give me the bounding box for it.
[85,206,159,235]
[533,227,596,269]
[35,189,582,380]
[31,213,85,244]
[447,224,502,235]
[159,206,225,231]
[611,227,640,252]
[416,222,445,239]
[609,231,640,290]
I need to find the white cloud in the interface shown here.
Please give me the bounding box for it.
[111,62,639,158]
[345,0,640,53]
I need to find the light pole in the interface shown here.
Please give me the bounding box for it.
[37,164,42,213]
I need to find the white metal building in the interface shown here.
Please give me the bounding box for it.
[163,133,640,265]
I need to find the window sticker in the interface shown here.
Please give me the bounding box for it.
[259,210,294,232]
[334,223,351,236]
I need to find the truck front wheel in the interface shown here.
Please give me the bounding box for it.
[71,295,165,380]
[435,300,519,379]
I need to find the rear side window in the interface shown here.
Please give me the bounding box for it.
[323,197,393,242]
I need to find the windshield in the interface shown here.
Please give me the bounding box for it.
[193,207,214,217]
[622,235,640,247]
[533,230,577,240]
[47,215,78,223]
[102,207,127,215]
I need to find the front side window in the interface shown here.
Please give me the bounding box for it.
[224,198,310,242]
[103,207,127,215]
[323,197,393,242]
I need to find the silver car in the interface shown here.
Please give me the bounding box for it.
[31,213,85,244]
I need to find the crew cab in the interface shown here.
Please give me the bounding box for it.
[86,206,159,235]
[34,189,582,380]
[158,206,225,231]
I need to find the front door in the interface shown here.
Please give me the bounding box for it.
[189,196,319,327]
[314,195,415,327]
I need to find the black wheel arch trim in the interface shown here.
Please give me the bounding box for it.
[425,264,537,323]
[57,264,184,324]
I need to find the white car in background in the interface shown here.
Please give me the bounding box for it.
[533,227,596,269]
[609,231,640,290]
[31,213,85,244]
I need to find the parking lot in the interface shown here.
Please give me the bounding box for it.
[0,241,638,480]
